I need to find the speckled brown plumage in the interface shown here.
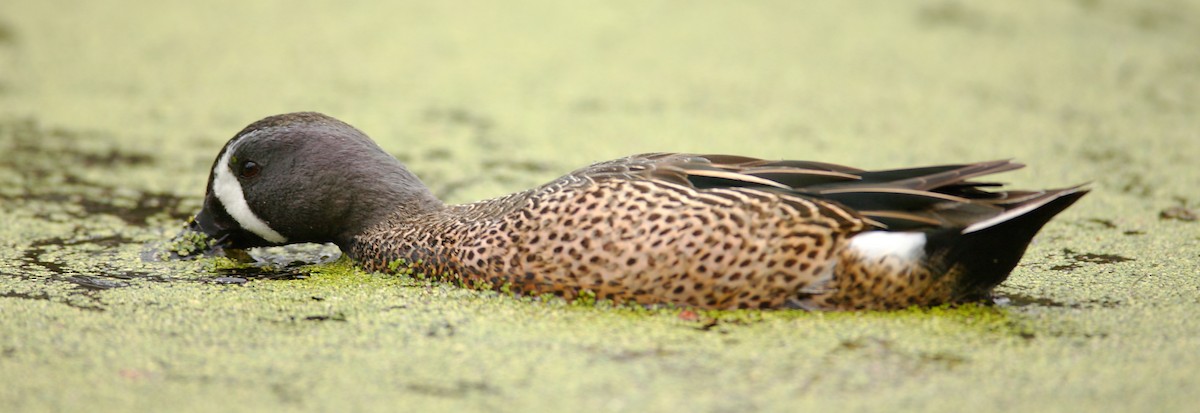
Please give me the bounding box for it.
[347,153,1081,310]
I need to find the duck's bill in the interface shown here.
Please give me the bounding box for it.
[157,205,258,258]
[189,206,230,246]
[161,211,260,261]
[188,205,276,250]
[163,222,255,262]
[159,213,232,260]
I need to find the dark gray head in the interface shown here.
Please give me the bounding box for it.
[190,112,442,250]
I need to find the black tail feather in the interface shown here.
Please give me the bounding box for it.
[924,187,1090,300]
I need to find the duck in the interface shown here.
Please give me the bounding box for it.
[188,112,1088,310]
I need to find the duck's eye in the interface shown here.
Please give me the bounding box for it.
[240,160,261,178]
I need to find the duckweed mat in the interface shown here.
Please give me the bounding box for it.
[1,1,1198,412]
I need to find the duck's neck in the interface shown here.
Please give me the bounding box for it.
[341,189,537,278]
[330,160,445,250]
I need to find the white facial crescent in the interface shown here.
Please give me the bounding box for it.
[211,132,287,244]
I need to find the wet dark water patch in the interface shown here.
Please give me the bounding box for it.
[0,117,216,292]
[14,234,330,295]
[28,234,136,250]
[1160,206,1197,222]
[0,118,155,178]
[64,275,129,290]
[13,232,330,296]
[0,289,105,312]
[210,264,310,284]
[1078,217,1145,236]
[21,237,73,275]
[1,182,194,227]
[17,235,168,291]
[1049,248,1134,272]
[79,191,191,225]
[403,380,500,399]
[994,293,1068,308]
[0,290,52,302]
[1085,218,1117,229]
[995,292,1120,309]
[301,313,347,322]
[1,118,193,226]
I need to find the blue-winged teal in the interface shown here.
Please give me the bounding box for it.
[189,112,1087,310]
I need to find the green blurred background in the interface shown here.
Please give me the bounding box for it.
[0,1,1197,412]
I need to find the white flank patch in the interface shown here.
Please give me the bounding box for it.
[848,231,926,262]
[211,136,287,244]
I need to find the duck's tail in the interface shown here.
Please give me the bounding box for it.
[924,185,1089,300]
[795,185,1088,310]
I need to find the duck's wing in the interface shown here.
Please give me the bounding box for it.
[571,152,862,188]
[573,153,1076,231]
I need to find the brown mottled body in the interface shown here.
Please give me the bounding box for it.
[354,181,861,309]
[350,154,969,310]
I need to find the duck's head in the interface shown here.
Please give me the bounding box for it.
[189,112,442,251]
